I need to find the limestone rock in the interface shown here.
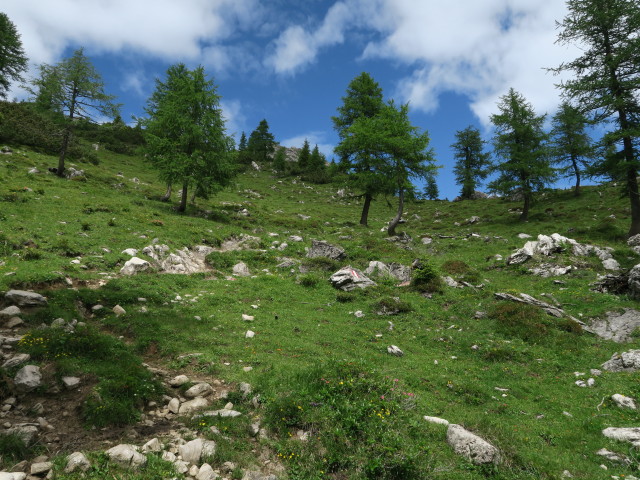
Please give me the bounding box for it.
[446,424,500,465]
[5,290,47,307]
[120,257,151,276]
[628,264,640,300]
[2,353,30,369]
[179,438,216,465]
[178,397,209,415]
[184,383,213,398]
[30,462,52,476]
[65,452,91,473]
[595,448,631,464]
[387,345,404,356]
[62,376,81,389]
[106,444,147,469]
[14,365,42,393]
[168,398,180,414]
[6,424,38,445]
[196,463,218,480]
[169,374,190,387]
[121,248,138,256]
[307,240,345,260]
[602,349,640,372]
[590,309,640,343]
[201,409,243,418]
[142,438,163,452]
[330,266,376,291]
[602,427,640,447]
[423,416,449,426]
[612,394,637,410]
[0,473,27,480]
[142,244,215,274]
[0,306,21,319]
[113,305,126,316]
[233,262,251,277]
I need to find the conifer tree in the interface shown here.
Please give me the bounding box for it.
[488,88,554,222]
[549,102,594,197]
[298,139,310,171]
[451,126,491,199]
[552,0,640,235]
[246,119,275,164]
[332,72,385,226]
[0,13,27,99]
[424,171,439,200]
[273,146,286,173]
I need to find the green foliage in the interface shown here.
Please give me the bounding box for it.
[553,0,640,235]
[262,362,428,479]
[488,88,555,221]
[273,146,287,173]
[205,251,235,270]
[410,259,442,293]
[490,302,549,343]
[374,297,413,315]
[28,48,119,176]
[246,119,276,164]
[0,433,32,467]
[297,139,310,171]
[143,63,235,212]
[423,170,439,200]
[298,273,320,287]
[452,126,491,199]
[0,13,28,98]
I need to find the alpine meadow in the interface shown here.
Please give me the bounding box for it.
[1,1,640,479]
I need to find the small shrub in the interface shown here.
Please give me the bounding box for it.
[299,274,320,287]
[410,259,443,293]
[107,218,116,227]
[0,433,31,466]
[81,222,91,231]
[301,256,341,272]
[336,292,355,303]
[374,297,413,315]
[489,302,548,343]
[441,259,481,283]
[22,247,42,260]
[205,251,235,270]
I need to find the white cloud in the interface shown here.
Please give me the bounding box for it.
[280,132,334,159]
[265,0,579,121]
[220,99,246,141]
[265,1,352,74]
[3,0,261,67]
[121,71,148,97]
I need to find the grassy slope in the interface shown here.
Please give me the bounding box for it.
[1,145,639,479]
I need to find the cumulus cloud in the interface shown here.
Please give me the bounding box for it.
[265,1,352,74]
[266,0,579,121]
[280,132,334,159]
[3,0,261,67]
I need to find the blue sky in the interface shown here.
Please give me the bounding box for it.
[5,0,586,200]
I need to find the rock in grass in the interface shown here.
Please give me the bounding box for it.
[446,424,500,465]
[5,290,47,307]
[113,305,126,316]
[387,345,404,357]
[196,463,217,480]
[0,305,21,318]
[595,448,631,464]
[602,349,640,372]
[330,266,376,291]
[589,309,640,343]
[307,239,345,260]
[184,383,213,398]
[14,365,42,393]
[233,262,251,277]
[178,438,216,465]
[120,257,150,275]
[0,473,27,480]
[178,397,209,415]
[65,452,91,472]
[602,427,640,447]
[106,444,147,469]
[424,416,449,426]
[612,394,637,410]
[169,374,190,387]
[30,462,52,476]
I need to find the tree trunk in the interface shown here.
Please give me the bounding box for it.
[359,193,372,226]
[519,194,530,222]
[57,128,71,177]
[177,181,188,212]
[190,188,197,204]
[161,183,172,202]
[387,187,405,236]
[571,156,581,197]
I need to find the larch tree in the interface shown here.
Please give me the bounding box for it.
[0,12,28,99]
[488,88,554,222]
[549,102,594,197]
[297,139,310,172]
[552,0,640,235]
[451,126,491,199]
[338,101,436,236]
[143,63,235,212]
[246,119,276,164]
[424,170,440,200]
[29,48,118,176]
[273,146,286,174]
[332,72,385,226]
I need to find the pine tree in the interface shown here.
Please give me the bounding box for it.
[451,126,491,199]
[332,72,385,226]
[143,63,234,212]
[0,13,28,99]
[424,171,439,200]
[273,146,286,173]
[488,88,554,222]
[246,119,275,164]
[28,48,118,176]
[298,139,311,171]
[238,132,247,151]
[552,0,640,235]
[549,102,594,197]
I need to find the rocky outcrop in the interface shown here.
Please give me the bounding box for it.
[307,240,345,260]
[446,424,500,465]
[120,257,151,276]
[601,349,640,372]
[142,244,215,274]
[330,266,376,291]
[364,261,411,282]
[589,309,640,343]
[4,290,47,307]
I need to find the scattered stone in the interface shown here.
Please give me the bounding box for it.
[0,306,21,319]
[184,383,213,398]
[354,310,364,318]
[168,398,180,414]
[169,375,190,387]
[179,438,216,465]
[529,264,573,277]
[196,463,217,480]
[611,394,637,410]
[105,444,147,469]
[423,416,449,426]
[245,330,255,339]
[603,258,621,271]
[494,292,577,320]
[4,290,47,307]
[602,349,640,372]
[64,452,91,473]
[233,262,251,277]
[121,248,138,256]
[178,397,210,415]
[465,216,481,224]
[330,266,376,291]
[602,427,640,447]
[120,257,151,276]
[62,376,81,390]
[6,424,38,445]
[201,409,242,418]
[387,345,404,357]
[113,305,126,316]
[142,438,163,453]
[446,424,500,465]
[589,309,640,343]
[307,240,345,260]
[595,448,631,464]
[30,462,52,476]
[14,365,42,393]
[2,353,30,369]
[242,314,255,321]
[141,244,216,274]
